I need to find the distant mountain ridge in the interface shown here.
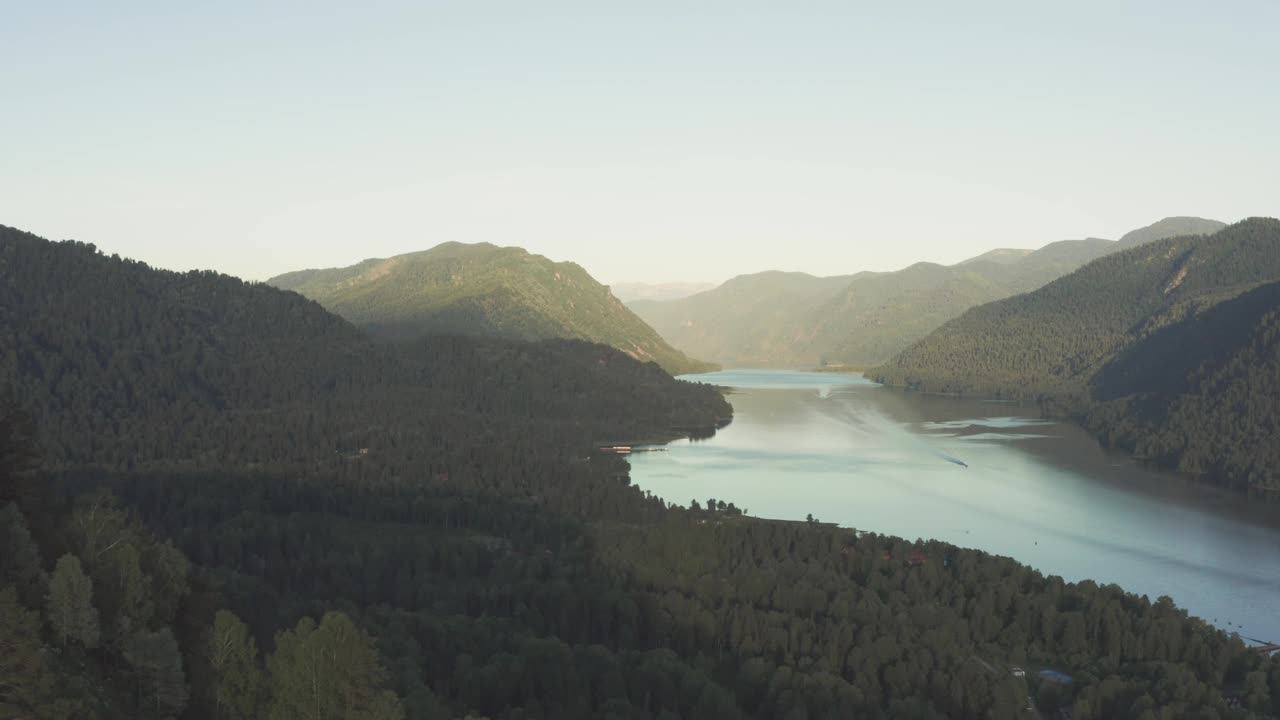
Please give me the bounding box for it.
[610,281,717,303]
[269,242,716,375]
[628,271,861,367]
[629,217,1225,368]
[1115,216,1229,250]
[870,217,1280,493]
[871,218,1273,397]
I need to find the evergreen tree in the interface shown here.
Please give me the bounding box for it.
[0,587,58,719]
[1244,670,1271,713]
[0,503,47,609]
[123,627,189,719]
[46,554,99,649]
[141,540,190,626]
[0,397,39,509]
[367,691,406,720]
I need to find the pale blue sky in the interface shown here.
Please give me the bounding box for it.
[3,1,1277,284]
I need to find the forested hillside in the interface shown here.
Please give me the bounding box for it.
[871,218,1280,493]
[805,262,1011,368]
[3,224,1278,719]
[627,272,861,368]
[1082,280,1280,493]
[268,242,715,375]
[630,218,1219,369]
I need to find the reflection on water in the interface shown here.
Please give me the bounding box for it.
[631,370,1280,642]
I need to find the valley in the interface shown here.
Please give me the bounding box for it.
[6,5,1279,715]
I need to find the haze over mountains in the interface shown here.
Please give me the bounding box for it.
[269,242,716,375]
[871,217,1280,493]
[609,281,717,303]
[629,217,1227,369]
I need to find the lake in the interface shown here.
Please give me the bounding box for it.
[628,369,1280,644]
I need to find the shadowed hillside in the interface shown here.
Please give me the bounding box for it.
[871,217,1280,493]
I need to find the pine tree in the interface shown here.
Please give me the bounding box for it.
[46,554,99,649]
[0,587,57,719]
[0,399,39,509]
[123,627,189,719]
[1244,671,1271,713]
[367,691,406,720]
[142,540,190,626]
[0,503,47,609]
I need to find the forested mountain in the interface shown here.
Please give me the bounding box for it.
[804,262,1011,368]
[627,271,861,367]
[630,219,1219,368]
[997,237,1118,291]
[1082,279,1280,493]
[3,223,1278,719]
[269,242,715,375]
[2,229,725,471]
[871,217,1280,494]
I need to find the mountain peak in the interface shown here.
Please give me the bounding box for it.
[268,242,715,375]
[1116,216,1226,249]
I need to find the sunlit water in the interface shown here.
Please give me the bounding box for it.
[629,369,1280,643]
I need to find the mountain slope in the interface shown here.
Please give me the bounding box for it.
[631,219,1217,369]
[627,271,862,367]
[870,217,1280,492]
[0,227,728,472]
[999,237,1117,291]
[871,218,1280,396]
[1082,280,1280,492]
[269,242,715,375]
[804,262,1012,367]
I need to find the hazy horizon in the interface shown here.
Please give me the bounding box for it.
[4,2,1278,286]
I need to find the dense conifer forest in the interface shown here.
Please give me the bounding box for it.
[3,224,1279,719]
[870,218,1280,495]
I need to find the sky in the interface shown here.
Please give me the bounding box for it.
[3,1,1278,286]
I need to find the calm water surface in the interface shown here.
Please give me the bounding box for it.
[629,369,1280,643]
